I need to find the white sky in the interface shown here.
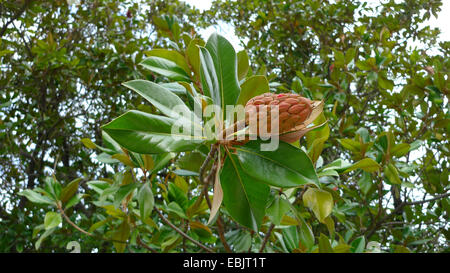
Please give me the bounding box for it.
[184,0,450,49]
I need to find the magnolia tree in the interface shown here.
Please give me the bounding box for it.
[17,1,450,253]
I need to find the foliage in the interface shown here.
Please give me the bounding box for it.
[1,0,449,253]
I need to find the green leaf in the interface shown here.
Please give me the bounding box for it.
[356,60,373,71]
[204,33,241,112]
[114,182,137,207]
[391,143,410,157]
[152,152,176,174]
[35,228,56,250]
[236,75,270,106]
[122,80,192,121]
[186,38,205,79]
[44,212,61,230]
[89,217,113,233]
[102,110,204,154]
[144,49,190,73]
[338,138,361,153]
[60,178,81,203]
[44,176,61,201]
[112,220,130,253]
[235,140,319,188]
[378,74,394,90]
[168,182,188,210]
[306,112,330,164]
[298,217,315,251]
[266,195,290,225]
[81,138,96,149]
[318,233,334,253]
[237,50,250,81]
[350,236,366,253]
[65,194,83,210]
[303,188,333,223]
[18,189,55,205]
[344,158,381,173]
[220,153,270,230]
[140,56,190,81]
[138,183,154,221]
[384,163,401,184]
[199,46,220,108]
[167,201,188,219]
[358,171,372,195]
[281,226,300,252]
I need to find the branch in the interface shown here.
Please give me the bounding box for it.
[136,236,158,253]
[0,0,31,37]
[259,223,275,253]
[366,192,450,238]
[155,208,214,253]
[57,202,127,245]
[199,144,218,185]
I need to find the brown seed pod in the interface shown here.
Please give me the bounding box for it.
[223,93,324,144]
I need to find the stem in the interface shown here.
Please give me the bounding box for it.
[137,236,158,253]
[365,192,450,238]
[155,209,214,253]
[57,203,127,245]
[259,223,275,253]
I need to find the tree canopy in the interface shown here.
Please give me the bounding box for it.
[0,0,448,253]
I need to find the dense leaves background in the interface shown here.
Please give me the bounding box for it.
[0,0,448,253]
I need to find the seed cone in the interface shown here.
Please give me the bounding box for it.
[245,93,313,135]
[222,93,324,144]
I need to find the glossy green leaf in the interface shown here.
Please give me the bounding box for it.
[122,80,192,120]
[344,158,381,173]
[113,183,137,208]
[203,33,241,111]
[318,233,334,253]
[35,228,56,250]
[44,212,61,230]
[391,143,410,157]
[237,50,249,81]
[186,38,205,79]
[140,56,190,81]
[358,171,372,195]
[112,220,130,253]
[235,140,319,188]
[102,110,204,154]
[306,112,330,164]
[338,138,361,152]
[199,47,220,107]
[384,163,401,184]
[138,183,154,221]
[60,178,81,203]
[144,48,190,73]
[205,33,241,107]
[303,188,333,223]
[18,190,55,205]
[350,236,366,253]
[266,195,290,225]
[220,153,270,231]
[236,75,269,106]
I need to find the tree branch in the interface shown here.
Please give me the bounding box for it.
[366,192,450,238]
[259,223,275,253]
[155,208,214,253]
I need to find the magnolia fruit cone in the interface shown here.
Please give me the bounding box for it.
[245,93,313,134]
[224,93,323,144]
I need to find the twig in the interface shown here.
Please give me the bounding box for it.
[259,223,275,253]
[199,144,218,185]
[57,202,128,245]
[137,236,158,253]
[155,209,214,253]
[365,192,450,238]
